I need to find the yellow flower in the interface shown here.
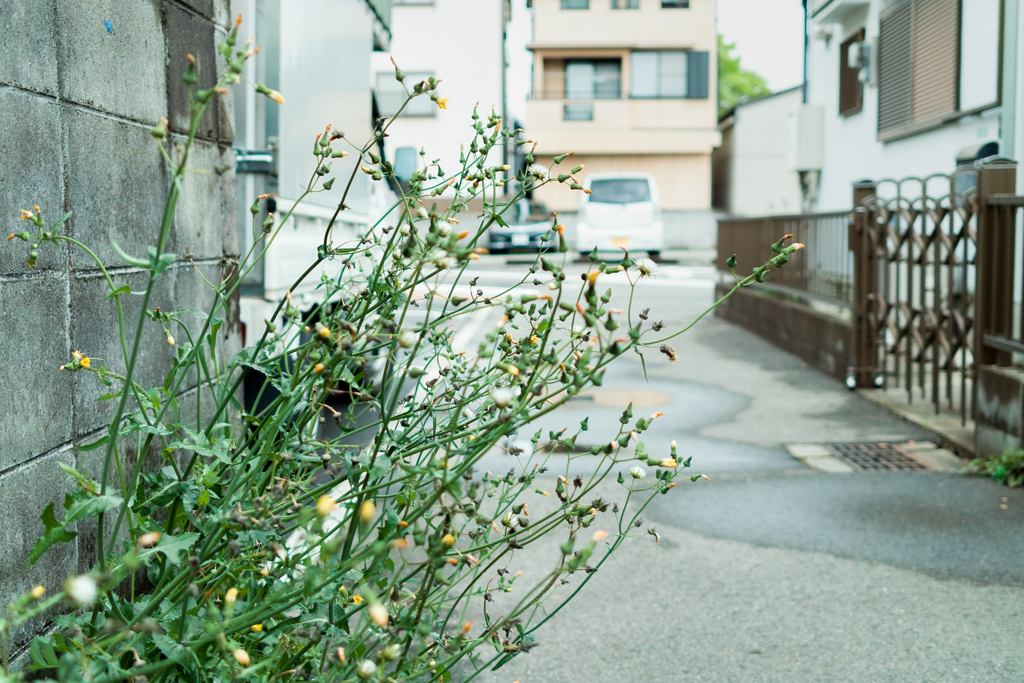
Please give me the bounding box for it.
[30,585,45,600]
[80,357,91,368]
[232,649,250,666]
[352,594,364,604]
[72,350,82,359]
[267,89,285,104]
[316,495,336,517]
[250,624,262,632]
[435,97,449,110]
[19,209,34,220]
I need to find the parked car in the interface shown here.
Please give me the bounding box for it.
[487,199,555,253]
[576,172,664,258]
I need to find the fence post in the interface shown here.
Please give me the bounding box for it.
[851,181,878,388]
[974,158,1018,369]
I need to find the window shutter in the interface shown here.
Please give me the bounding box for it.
[877,0,913,134]
[911,0,959,121]
[686,51,709,99]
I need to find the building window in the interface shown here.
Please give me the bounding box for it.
[564,103,594,121]
[839,29,865,117]
[561,0,589,9]
[611,0,639,8]
[661,0,689,6]
[565,59,621,99]
[375,72,435,117]
[630,51,708,98]
[877,0,960,138]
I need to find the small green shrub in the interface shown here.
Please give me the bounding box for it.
[969,449,1024,487]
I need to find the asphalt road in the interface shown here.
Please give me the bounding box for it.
[435,253,1024,682]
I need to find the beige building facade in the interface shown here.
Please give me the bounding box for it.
[526,0,720,244]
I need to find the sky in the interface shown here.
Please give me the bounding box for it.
[717,0,805,92]
[505,0,806,124]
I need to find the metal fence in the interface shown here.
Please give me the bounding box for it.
[716,212,854,306]
[717,159,1020,427]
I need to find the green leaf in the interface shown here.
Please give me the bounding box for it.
[26,502,78,567]
[64,493,122,526]
[151,633,186,662]
[28,635,62,671]
[139,532,199,567]
[368,456,392,481]
[105,285,131,300]
[109,234,150,268]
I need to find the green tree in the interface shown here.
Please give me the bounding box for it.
[718,34,771,116]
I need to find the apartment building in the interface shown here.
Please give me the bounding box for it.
[371,0,507,194]
[525,0,720,247]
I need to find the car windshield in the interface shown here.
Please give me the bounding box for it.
[588,178,651,204]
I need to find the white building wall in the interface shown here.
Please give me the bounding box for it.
[724,87,805,216]
[807,2,1004,211]
[371,0,505,187]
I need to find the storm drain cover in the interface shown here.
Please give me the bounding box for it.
[825,443,929,471]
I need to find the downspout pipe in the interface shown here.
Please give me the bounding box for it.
[802,0,809,104]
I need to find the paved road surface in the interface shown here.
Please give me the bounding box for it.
[437,253,1024,682]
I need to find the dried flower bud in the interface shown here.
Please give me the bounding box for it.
[368,604,389,627]
[232,649,250,667]
[137,531,161,548]
[357,660,378,679]
[225,587,238,606]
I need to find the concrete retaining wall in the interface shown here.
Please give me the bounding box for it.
[976,365,1024,458]
[0,0,237,658]
[714,283,854,383]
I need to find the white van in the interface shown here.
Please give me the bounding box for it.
[576,172,664,258]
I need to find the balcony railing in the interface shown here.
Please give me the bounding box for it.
[529,90,622,100]
[375,90,435,118]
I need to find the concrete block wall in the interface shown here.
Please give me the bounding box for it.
[0,0,237,659]
[714,283,854,383]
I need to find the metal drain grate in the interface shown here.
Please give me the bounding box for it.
[825,443,929,471]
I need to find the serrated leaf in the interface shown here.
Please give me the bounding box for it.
[64,493,122,526]
[26,502,78,567]
[151,633,186,662]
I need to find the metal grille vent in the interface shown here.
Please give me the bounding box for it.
[825,443,929,471]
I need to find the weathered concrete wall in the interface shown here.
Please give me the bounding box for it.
[976,365,1024,457]
[714,283,854,383]
[0,0,236,659]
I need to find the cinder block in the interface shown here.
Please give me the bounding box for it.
[61,106,171,269]
[0,89,66,275]
[0,276,73,471]
[174,141,235,259]
[175,0,215,19]
[69,269,179,436]
[0,448,77,654]
[165,2,219,139]
[55,0,167,122]
[0,0,59,94]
